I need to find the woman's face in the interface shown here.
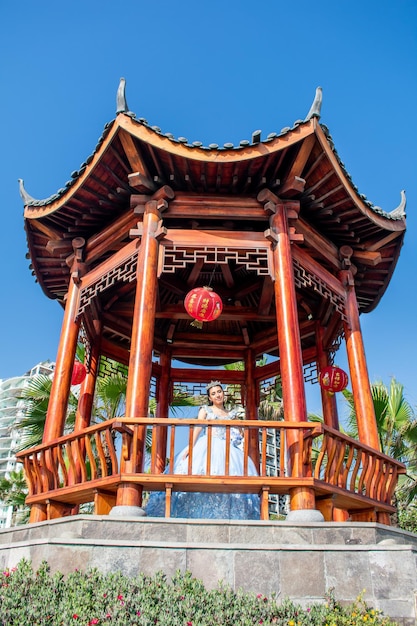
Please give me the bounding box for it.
[209,385,224,404]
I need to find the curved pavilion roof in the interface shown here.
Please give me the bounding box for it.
[20,82,406,365]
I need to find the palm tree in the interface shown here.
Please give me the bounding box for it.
[224,357,284,421]
[342,378,417,461]
[16,374,78,451]
[0,469,29,525]
[342,378,417,527]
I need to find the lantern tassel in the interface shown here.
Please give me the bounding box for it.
[190,319,203,329]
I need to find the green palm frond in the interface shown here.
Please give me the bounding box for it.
[95,373,127,420]
[16,375,77,451]
[258,399,284,421]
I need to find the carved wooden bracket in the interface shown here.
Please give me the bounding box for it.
[130,219,167,240]
[71,237,86,285]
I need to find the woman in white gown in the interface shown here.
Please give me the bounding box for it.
[145,381,260,520]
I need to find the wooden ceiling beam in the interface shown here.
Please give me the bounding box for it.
[102,313,132,340]
[303,151,326,179]
[128,172,156,192]
[173,331,243,345]
[171,193,261,209]
[257,276,275,315]
[278,134,315,197]
[233,278,263,299]
[221,263,235,288]
[103,282,134,311]
[351,250,382,266]
[314,184,344,204]
[100,337,129,366]
[158,275,187,297]
[101,162,132,193]
[187,257,205,287]
[164,204,265,220]
[320,198,350,213]
[154,304,275,322]
[108,145,131,175]
[72,211,138,266]
[118,128,151,178]
[172,345,245,360]
[171,367,245,384]
[295,218,342,271]
[46,239,73,255]
[278,176,306,198]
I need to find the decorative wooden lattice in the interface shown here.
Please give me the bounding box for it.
[78,251,138,316]
[303,361,318,384]
[293,257,347,322]
[259,362,318,395]
[161,245,271,276]
[328,327,345,365]
[98,355,128,379]
[172,381,242,408]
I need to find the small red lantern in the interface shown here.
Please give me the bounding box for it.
[319,365,348,395]
[71,361,87,386]
[184,286,223,328]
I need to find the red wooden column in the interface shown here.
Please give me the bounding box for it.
[113,198,167,513]
[244,348,260,467]
[29,238,86,523]
[315,322,349,521]
[258,190,320,519]
[153,347,172,473]
[341,269,386,523]
[43,238,86,442]
[340,270,380,450]
[74,326,102,433]
[68,326,102,489]
[316,323,339,429]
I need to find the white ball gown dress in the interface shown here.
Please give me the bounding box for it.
[145,406,260,520]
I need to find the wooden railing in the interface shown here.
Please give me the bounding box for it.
[16,418,406,520]
[312,423,404,510]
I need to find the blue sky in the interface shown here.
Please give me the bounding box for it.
[1,0,416,415]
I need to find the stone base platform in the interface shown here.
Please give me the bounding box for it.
[1,515,416,624]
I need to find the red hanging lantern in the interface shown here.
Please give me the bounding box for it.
[319,365,348,395]
[184,286,223,328]
[71,361,87,386]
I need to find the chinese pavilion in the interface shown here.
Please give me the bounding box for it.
[18,81,407,526]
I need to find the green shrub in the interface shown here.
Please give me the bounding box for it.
[0,559,398,625]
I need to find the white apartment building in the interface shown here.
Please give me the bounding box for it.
[0,361,55,527]
[262,427,289,516]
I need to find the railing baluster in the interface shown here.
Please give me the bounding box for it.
[71,437,86,484]
[206,425,212,475]
[56,444,68,487]
[168,425,176,473]
[314,433,327,480]
[243,424,249,476]
[349,447,361,493]
[260,427,267,477]
[187,425,194,474]
[341,445,355,489]
[85,435,98,479]
[279,426,286,476]
[104,427,118,475]
[95,431,108,477]
[225,426,231,475]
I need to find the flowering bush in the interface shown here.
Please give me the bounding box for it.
[0,560,398,625]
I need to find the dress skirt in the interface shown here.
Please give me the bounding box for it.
[145,426,260,520]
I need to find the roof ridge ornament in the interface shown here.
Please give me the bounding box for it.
[116,77,129,115]
[305,86,322,121]
[18,178,38,206]
[389,190,407,219]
